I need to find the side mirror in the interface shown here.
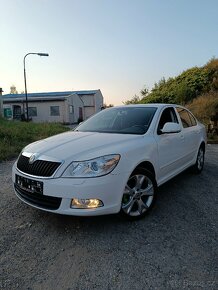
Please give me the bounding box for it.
[161,122,181,134]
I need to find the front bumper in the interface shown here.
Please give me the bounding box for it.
[12,163,130,216]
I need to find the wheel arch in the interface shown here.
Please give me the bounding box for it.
[134,161,156,180]
[200,141,206,152]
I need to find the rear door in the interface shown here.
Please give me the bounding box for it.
[176,107,200,164]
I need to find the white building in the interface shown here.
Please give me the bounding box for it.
[3,90,103,123]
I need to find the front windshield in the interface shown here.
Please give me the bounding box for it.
[75,107,157,135]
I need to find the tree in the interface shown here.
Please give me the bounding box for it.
[140,85,149,97]
[123,95,141,105]
[102,103,114,109]
[10,85,18,94]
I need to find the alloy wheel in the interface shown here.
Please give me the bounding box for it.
[197,147,204,171]
[122,173,154,217]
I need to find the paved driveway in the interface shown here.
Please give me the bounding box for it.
[0,145,217,290]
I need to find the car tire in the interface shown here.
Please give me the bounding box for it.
[192,145,205,174]
[120,167,157,220]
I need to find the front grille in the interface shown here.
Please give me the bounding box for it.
[14,184,62,210]
[17,154,61,177]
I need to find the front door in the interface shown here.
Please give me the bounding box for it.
[154,107,185,184]
[13,105,21,120]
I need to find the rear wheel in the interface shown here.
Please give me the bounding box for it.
[120,168,156,220]
[192,146,205,174]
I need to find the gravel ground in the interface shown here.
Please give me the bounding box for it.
[0,145,217,290]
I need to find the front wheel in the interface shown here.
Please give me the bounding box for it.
[120,168,156,220]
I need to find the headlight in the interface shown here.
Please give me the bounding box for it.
[62,154,120,178]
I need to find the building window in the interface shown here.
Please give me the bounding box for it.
[50,106,60,116]
[79,107,83,121]
[69,105,74,114]
[4,108,12,118]
[29,107,37,117]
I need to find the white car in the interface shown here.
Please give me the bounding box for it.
[12,104,206,220]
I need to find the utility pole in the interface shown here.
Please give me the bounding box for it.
[24,52,49,121]
[0,88,3,118]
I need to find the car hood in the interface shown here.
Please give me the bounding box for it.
[22,131,142,163]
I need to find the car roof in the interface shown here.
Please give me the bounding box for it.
[113,103,180,109]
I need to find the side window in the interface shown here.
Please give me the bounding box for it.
[176,108,194,128]
[189,112,197,126]
[157,107,178,133]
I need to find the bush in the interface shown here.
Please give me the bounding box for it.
[186,92,218,124]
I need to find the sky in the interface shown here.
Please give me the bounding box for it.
[1,0,218,105]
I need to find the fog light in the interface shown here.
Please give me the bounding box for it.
[71,198,104,209]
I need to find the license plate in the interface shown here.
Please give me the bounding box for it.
[15,174,43,194]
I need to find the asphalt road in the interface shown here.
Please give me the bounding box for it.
[0,145,217,290]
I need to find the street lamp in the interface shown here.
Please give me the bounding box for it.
[23,52,49,121]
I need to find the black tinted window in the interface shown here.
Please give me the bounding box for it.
[189,112,197,126]
[158,107,178,132]
[176,108,195,128]
[76,107,157,135]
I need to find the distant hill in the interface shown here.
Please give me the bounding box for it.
[125,58,218,123]
[140,58,218,105]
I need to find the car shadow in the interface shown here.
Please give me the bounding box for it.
[26,165,205,238]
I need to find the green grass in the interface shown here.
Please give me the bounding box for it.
[1,117,217,162]
[0,118,70,161]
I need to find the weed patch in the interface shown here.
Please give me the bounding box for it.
[0,119,69,161]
